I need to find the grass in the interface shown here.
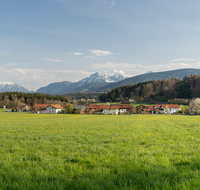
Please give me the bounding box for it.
[0,108,7,112]
[0,113,200,189]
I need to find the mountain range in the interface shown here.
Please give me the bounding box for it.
[36,72,126,94]
[2,68,200,94]
[0,82,29,93]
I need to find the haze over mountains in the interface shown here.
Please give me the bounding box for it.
[1,69,200,94]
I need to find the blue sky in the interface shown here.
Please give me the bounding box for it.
[1,0,200,89]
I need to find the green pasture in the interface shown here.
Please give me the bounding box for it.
[0,108,7,112]
[0,113,199,189]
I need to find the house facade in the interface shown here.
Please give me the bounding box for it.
[102,105,119,115]
[32,104,63,114]
[45,105,63,114]
[160,104,181,114]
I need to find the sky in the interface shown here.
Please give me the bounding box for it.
[1,0,200,90]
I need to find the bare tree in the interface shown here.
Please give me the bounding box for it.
[189,98,200,114]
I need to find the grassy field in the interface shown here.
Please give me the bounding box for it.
[0,113,200,189]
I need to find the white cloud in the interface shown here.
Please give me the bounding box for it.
[43,58,64,62]
[72,52,83,55]
[90,59,200,77]
[85,56,96,59]
[90,50,113,56]
[114,69,126,76]
[171,58,196,62]
[16,68,26,75]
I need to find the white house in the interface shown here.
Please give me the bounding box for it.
[102,105,119,115]
[161,104,181,114]
[45,105,63,114]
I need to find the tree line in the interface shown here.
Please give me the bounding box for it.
[99,75,200,103]
[0,92,68,108]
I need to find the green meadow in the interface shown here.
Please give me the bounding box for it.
[0,113,200,189]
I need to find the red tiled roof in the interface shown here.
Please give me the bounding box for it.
[161,104,180,109]
[89,104,99,109]
[100,105,119,110]
[33,104,49,108]
[118,104,134,109]
[154,105,161,109]
[47,104,63,109]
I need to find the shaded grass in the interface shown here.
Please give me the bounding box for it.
[0,113,200,189]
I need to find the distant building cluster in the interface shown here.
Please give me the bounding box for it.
[4,103,184,115]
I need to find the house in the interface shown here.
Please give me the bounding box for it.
[153,105,164,114]
[15,104,30,112]
[160,104,181,114]
[7,108,12,112]
[117,104,135,113]
[135,105,149,113]
[73,105,86,114]
[102,105,119,115]
[45,105,63,114]
[129,99,136,103]
[32,104,63,114]
[89,104,99,111]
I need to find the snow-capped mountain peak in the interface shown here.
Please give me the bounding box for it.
[77,71,126,87]
[0,82,30,93]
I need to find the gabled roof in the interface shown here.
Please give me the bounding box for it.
[101,105,119,110]
[89,104,99,109]
[154,105,162,109]
[73,105,85,109]
[161,104,180,109]
[15,104,29,109]
[46,104,63,109]
[118,104,134,109]
[33,104,49,108]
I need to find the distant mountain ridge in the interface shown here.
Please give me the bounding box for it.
[0,82,29,93]
[36,72,126,94]
[2,68,200,94]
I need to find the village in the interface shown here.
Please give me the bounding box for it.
[4,102,190,115]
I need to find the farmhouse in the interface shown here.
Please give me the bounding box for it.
[32,104,63,114]
[102,105,119,115]
[15,104,30,112]
[160,104,181,114]
[45,105,63,114]
[73,105,86,114]
[117,104,135,113]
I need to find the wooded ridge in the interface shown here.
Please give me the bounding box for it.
[99,75,200,103]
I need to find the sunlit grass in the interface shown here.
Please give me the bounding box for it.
[0,113,199,189]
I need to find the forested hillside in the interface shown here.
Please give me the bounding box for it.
[0,92,68,108]
[99,75,200,103]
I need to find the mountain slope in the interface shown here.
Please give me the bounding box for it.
[36,81,72,94]
[0,82,29,93]
[96,68,200,92]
